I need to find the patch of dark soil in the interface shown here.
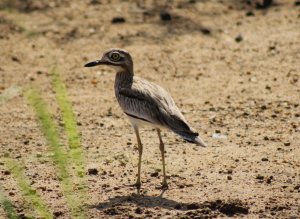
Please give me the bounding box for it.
[207,199,249,216]
[103,206,129,216]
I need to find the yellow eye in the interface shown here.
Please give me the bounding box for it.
[110,52,120,61]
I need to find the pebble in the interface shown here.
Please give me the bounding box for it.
[266,176,273,184]
[111,17,126,24]
[135,207,143,214]
[11,56,21,63]
[256,175,264,180]
[256,0,273,9]
[160,11,172,21]
[88,168,98,175]
[200,27,211,35]
[53,211,63,217]
[150,172,159,177]
[235,34,243,43]
[246,11,254,16]
[3,170,10,175]
[212,133,227,139]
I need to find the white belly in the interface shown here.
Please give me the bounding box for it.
[127,115,162,129]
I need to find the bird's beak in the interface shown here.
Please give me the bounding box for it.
[84,59,107,67]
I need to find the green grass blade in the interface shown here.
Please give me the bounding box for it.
[3,158,52,219]
[0,189,18,219]
[51,68,86,178]
[25,88,86,219]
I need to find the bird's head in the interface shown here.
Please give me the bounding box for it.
[84,48,133,73]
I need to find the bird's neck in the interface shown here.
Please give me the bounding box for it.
[115,71,133,88]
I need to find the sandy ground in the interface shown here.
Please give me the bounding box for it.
[0,0,299,218]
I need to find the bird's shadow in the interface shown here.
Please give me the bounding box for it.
[89,192,250,218]
[89,192,201,211]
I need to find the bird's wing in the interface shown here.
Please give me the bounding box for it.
[117,78,197,135]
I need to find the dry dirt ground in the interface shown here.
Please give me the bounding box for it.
[0,0,300,218]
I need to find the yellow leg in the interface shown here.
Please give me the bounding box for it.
[134,126,143,190]
[157,129,168,189]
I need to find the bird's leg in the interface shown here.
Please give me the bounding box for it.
[157,129,168,189]
[134,126,143,190]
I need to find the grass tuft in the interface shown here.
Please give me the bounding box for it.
[3,158,52,219]
[25,88,86,218]
[51,68,86,177]
[0,189,18,219]
[51,67,87,194]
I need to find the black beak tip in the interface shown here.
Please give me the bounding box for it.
[84,62,94,67]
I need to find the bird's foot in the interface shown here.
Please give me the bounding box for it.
[156,181,168,190]
[127,182,142,194]
[132,180,141,193]
[134,180,141,188]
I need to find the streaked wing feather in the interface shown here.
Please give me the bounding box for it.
[116,77,197,136]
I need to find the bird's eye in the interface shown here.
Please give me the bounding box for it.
[110,52,121,61]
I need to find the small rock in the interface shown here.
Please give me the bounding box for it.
[53,211,63,217]
[227,175,232,180]
[284,142,291,146]
[269,45,276,50]
[88,168,98,175]
[200,27,211,35]
[235,34,243,43]
[178,184,185,189]
[12,56,21,63]
[266,176,273,184]
[261,105,267,110]
[150,171,159,177]
[111,17,126,24]
[212,133,227,139]
[261,158,269,161]
[135,207,143,214]
[160,11,172,21]
[256,0,273,9]
[245,11,254,16]
[3,170,10,175]
[256,175,264,181]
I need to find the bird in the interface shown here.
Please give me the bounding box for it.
[84,48,207,190]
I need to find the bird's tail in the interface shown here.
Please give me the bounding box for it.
[163,112,207,147]
[173,130,207,147]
